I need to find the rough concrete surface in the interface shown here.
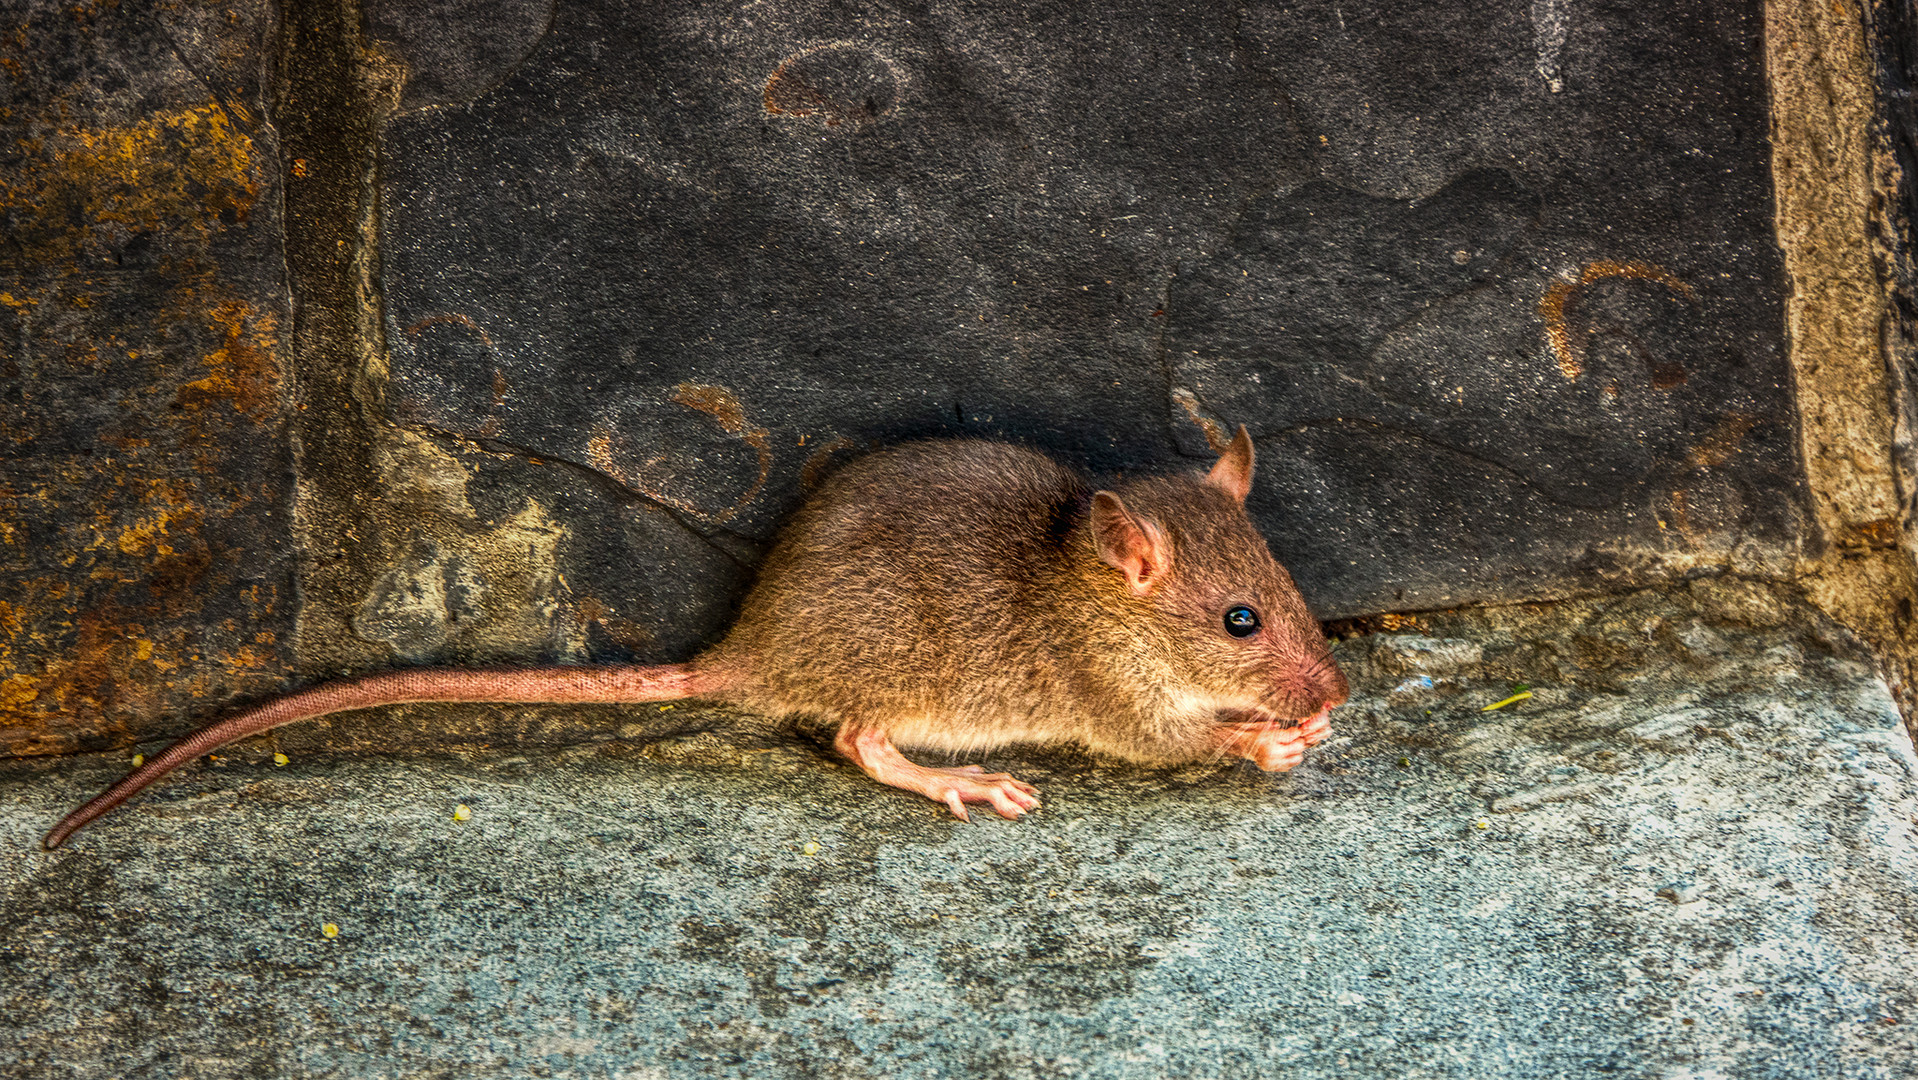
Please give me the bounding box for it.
[2,581,1915,1078]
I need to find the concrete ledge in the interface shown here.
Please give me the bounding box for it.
[3,585,1916,1078]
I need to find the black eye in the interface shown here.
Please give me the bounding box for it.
[1223,605,1261,638]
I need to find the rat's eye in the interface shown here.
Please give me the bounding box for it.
[1223,605,1261,638]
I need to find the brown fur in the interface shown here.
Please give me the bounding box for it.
[45,430,1346,847]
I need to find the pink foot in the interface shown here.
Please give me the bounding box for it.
[835,726,1041,822]
[1299,707,1333,747]
[1213,712,1330,773]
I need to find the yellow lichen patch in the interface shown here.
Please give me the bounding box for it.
[91,481,202,559]
[1538,260,1696,380]
[0,674,40,709]
[113,513,180,558]
[0,105,260,265]
[0,86,290,756]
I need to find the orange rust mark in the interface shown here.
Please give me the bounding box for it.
[0,588,210,753]
[175,300,282,421]
[1171,388,1232,454]
[1539,260,1696,381]
[575,597,655,649]
[1687,414,1759,469]
[765,67,861,126]
[764,68,809,118]
[404,312,496,347]
[0,426,286,752]
[586,430,621,480]
[588,386,774,524]
[671,383,773,523]
[478,368,511,437]
[1848,518,1902,551]
[763,45,893,127]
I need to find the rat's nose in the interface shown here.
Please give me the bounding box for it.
[1309,658,1348,711]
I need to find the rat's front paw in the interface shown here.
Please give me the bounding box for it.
[1214,723,1310,772]
[1299,708,1333,747]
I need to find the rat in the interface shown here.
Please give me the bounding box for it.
[44,427,1347,849]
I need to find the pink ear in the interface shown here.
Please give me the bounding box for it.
[1092,491,1171,595]
[1205,425,1255,503]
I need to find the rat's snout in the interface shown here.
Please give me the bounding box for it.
[1280,651,1347,721]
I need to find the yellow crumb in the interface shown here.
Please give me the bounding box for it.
[273,753,289,767]
[131,754,145,767]
[321,923,339,939]
[801,840,821,856]
[453,804,472,822]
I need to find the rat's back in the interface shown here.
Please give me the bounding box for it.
[702,440,1089,735]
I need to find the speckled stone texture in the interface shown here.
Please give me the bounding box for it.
[3,581,1914,1078]
[375,0,1801,622]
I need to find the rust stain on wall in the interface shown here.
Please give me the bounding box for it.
[586,384,774,525]
[763,44,899,127]
[800,435,858,491]
[1171,387,1233,454]
[1539,260,1696,381]
[1687,414,1760,469]
[175,300,282,422]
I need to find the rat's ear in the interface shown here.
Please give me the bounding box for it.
[1092,491,1172,596]
[1205,425,1255,504]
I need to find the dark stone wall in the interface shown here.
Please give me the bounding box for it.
[3,0,1871,755]
[376,0,1802,621]
[0,1,294,756]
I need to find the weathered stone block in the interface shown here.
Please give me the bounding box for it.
[0,0,293,756]
[377,0,1800,626]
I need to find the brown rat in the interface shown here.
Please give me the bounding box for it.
[44,427,1347,848]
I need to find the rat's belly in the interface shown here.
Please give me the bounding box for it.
[882,701,1087,757]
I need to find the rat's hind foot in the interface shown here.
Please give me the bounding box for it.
[835,726,1041,822]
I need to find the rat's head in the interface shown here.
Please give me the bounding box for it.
[1090,427,1348,726]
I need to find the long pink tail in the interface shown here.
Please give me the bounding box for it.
[43,663,723,850]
